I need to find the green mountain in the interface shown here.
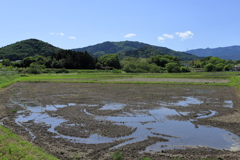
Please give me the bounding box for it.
[186,46,240,60]
[0,39,200,61]
[72,41,147,57]
[72,41,199,61]
[119,46,164,58]
[0,39,61,61]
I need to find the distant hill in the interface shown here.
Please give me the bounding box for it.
[72,41,199,61]
[118,46,165,59]
[0,39,200,61]
[72,41,147,57]
[186,46,240,60]
[0,39,61,61]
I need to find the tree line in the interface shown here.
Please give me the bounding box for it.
[190,56,237,71]
[121,55,190,73]
[2,49,239,74]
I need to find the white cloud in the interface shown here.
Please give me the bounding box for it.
[163,34,174,39]
[158,37,165,42]
[176,31,194,40]
[124,33,136,38]
[69,36,76,39]
[49,32,65,36]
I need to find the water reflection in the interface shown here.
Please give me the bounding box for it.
[12,96,240,152]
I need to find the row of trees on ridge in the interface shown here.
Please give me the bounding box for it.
[1,49,239,74]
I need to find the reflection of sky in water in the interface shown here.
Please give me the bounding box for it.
[223,100,233,108]
[99,102,126,110]
[160,97,204,107]
[12,97,240,152]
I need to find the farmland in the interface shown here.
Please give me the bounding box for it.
[1,71,240,159]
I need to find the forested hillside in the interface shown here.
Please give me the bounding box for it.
[72,41,148,57]
[0,39,200,62]
[0,39,61,60]
[72,41,200,61]
[118,46,198,61]
[118,46,165,59]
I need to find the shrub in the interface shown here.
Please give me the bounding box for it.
[55,68,69,73]
[180,66,190,72]
[204,63,215,72]
[224,64,233,71]
[111,150,123,160]
[26,63,42,74]
[112,69,122,73]
[166,62,181,73]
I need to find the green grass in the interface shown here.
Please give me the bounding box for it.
[0,125,58,160]
[10,71,240,83]
[0,74,20,89]
[111,150,124,160]
[13,71,238,87]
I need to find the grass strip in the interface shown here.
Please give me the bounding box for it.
[0,125,58,160]
[0,75,20,89]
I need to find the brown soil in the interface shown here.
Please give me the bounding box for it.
[0,82,240,160]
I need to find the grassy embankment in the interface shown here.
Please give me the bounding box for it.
[0,70,240,160]
[0,126,58,160]
[0,73,58,159]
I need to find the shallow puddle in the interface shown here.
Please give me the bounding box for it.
[223,100,233,108]
[160,97,204,107]
[99,102,126,110]
[12,96,240,152]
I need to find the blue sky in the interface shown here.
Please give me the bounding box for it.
[1,0,240,51]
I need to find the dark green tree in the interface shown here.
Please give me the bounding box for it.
[223,64,233,71]
[166,62,180,73]
[204,63,215,72]
[27,62,42,74]
[21,57,35,67]
[98,54,121,69]
[2,59,11,66]
[215,63,225,71]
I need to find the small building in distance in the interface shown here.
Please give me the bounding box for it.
[233,65,240,71]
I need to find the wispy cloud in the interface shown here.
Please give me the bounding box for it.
[158,33,174,43]
[163,34,174,39]
[176,31,194,40]
[158,37,165,42]
[69,36,76,39]
[49,32,65,36]
[124,33,136,38]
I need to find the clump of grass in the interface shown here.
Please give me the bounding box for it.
[140,157,152,160]
[11,109,18,113]
[111,150,123,160]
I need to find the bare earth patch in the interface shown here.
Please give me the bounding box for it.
[0,82,240,160]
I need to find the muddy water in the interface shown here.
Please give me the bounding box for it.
[12,96,240,152]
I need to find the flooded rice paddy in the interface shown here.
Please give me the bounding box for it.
[13,97,240,152]
[1,82,240,159]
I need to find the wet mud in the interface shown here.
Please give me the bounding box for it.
[1,82,240,159]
